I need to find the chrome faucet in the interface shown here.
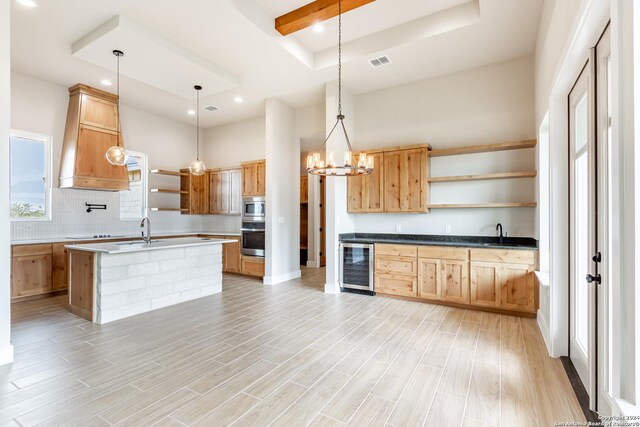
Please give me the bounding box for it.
[140,217,151,244]
[496,223,504,245]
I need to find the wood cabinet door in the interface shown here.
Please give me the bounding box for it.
[441,259,469,303]
[383,151,402,212]
[242,164,257,196]
[375,274,417,297]
[209,171,230,214]
[418,258,441,300]
[75,125,127,182]
[52,243,69,291]
[400,148,427,212]
[300,176,308,204]
[79,94,118,132]
[12,254,52,297]
[223,240,242,273]
[229,169,242,215]
[365,152,385,212]
[347,173,365,212]
[470,261,501,308]
[181,172,209,214]
[241,256,265,277]
[256,161,266,196]
[500,263,536,312]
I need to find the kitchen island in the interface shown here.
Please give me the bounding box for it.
[65,237,236,324]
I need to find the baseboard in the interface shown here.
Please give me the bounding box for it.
[306,260,319,268]
[324,283,340,294]
[537,311,552,356]
[263,270,301,285]
[0,344,14,366]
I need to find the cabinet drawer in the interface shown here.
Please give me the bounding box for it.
[375,274,417,297]
[417,246,469,261]
[375,255,417,276]
[470,248,536,265]
[13,244,52,257]
[241,256,264,277]
[375,244,417,257]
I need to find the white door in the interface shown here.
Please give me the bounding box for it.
[569,59,596,408]
[569,25,611,413]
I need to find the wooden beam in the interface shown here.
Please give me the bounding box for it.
[275,0,375,36]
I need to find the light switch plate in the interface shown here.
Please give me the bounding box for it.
[395,224,401,233]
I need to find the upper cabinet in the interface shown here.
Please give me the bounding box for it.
[209,168,242,215]
[242,160,266,197]
[59,84,129,191]
[180,170,209,215]
[347,145,429,213]
[348,151,384,213]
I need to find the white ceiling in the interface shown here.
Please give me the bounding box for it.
[10,0,543,129]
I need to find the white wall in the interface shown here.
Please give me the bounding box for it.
[353,56,536,237]
[9,73,206,239]
[202,116,265,168]
[265,98,301,284]
[0,0,13,366]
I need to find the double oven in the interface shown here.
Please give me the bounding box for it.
[241,197,265,257]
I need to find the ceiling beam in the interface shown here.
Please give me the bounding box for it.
[275,0,375,36]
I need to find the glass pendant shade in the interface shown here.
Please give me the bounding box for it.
[105,145,129,166]
[189,159,206,176]
[105,49,128,167]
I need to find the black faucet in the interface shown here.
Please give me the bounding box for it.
[496,223,503,245]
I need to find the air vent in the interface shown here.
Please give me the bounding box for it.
[369,55,391,68]
[204,105,219,112]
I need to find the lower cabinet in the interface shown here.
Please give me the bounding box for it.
[441,259,469,304]
[500,263,536,312]
[417,258,440,300]
[470,261,501,308]
[241,256,265,277]
[376,243,538,315]
[12,252,52,298]
[208,236,242,274]
[52,243,69,291]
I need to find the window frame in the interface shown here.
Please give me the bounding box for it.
[9,129,52,222]
[119,150,148,221]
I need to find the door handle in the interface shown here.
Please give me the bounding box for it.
[592,252,601,263]
[586,273,601,284]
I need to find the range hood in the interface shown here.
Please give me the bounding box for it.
[59,84,129,191]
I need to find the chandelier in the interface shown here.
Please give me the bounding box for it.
[306,0,373,177]
[105,50,129,166]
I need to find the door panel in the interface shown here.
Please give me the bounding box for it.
[470,261,500,308]
[441,259,469,303]
[418,258,441,300]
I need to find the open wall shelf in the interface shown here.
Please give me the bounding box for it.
[428,171,537,183]
[150,169,187,177]
[150,188,188,194]
[149,207,189,212]
[428,139,537,157]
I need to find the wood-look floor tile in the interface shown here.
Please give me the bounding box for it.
[423,392,466,427]
[323,359,389,423]
[192,392,259,427]
[437,349,474,398]
[291,341,355,388]
[475,329,501,366]
[347,395,395,427]
[309,414,346,427]
[465,361,500,424]
[271,372,350,427]
[232,381,306,427]
[112,387,198,427]
[421,331,455,369]
[453,321,480,351]
[480,312,501,332]
[438,309,465,334]
[387,365,441,426]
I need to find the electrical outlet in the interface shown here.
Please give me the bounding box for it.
[445,225,452,234]
[395,224,401,233]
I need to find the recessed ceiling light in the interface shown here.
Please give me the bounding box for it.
[233,96,243,103]
[313,23,324,33]
[100,79,112,86]
[16,0,37,7]
[187,110,196,115]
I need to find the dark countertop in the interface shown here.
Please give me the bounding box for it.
[339,233,538,251]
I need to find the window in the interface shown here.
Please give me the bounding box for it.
[119,151,147,220]
[10,130,51,221]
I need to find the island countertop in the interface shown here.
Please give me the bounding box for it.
[65,237,237,254]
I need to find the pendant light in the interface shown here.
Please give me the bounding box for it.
[188,85,206,176]
[307,0,373,177]
[105,50,129,166]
